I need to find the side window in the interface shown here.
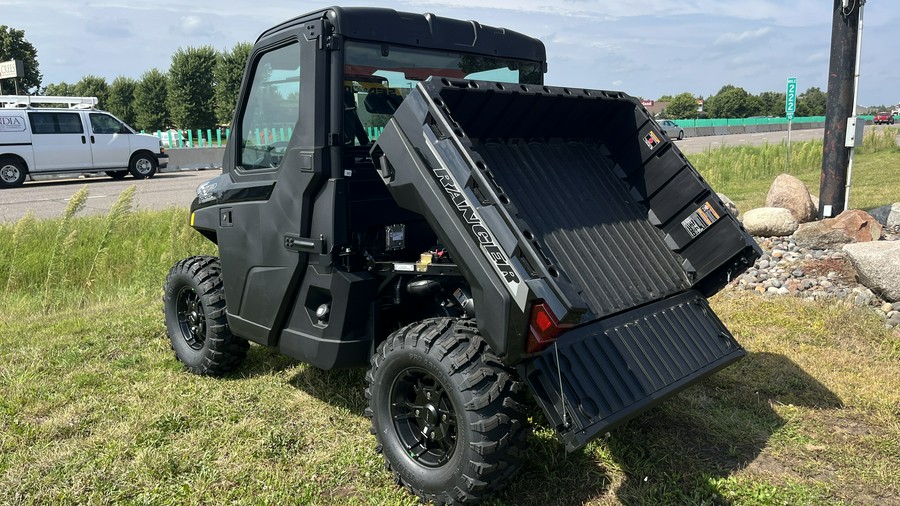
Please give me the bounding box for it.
[28,112,84,134]
[238,42,302,171]
[90,113,126,134]
[57,113,84,134]
[28,113,56,134]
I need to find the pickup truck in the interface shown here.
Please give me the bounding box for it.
[873,111,895,125]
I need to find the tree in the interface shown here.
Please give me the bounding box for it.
[74,75,109,106]
[757,91,785,117]
[42,82,75,96]
[707,85,754,118]
[134,68,169,132]
[214,42,252,125]
[107,76,138,127]
[168,46,218,130]
[0,26,42,93]
[662,92,699,119]
[796,86,827,117]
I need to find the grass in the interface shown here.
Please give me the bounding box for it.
[1,140,899,505]
[691,126,900,213]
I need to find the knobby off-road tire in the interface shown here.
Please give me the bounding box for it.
[366,318,529,505]
[163,256,248,375]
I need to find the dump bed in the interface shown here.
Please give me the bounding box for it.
[372,78,760,449]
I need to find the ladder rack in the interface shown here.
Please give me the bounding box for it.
[0,95,98,109]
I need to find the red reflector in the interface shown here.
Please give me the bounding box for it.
[525,301,572,354]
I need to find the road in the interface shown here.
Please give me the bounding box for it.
[0,169,218,223]
[3,125,895,223]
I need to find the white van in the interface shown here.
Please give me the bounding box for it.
[0,95,168,188]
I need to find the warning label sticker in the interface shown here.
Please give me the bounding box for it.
[643,130,661,150]
[681,201,721,239]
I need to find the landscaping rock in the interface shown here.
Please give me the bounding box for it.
[792,209,883,249]
[717,192,740,218]
[842,241,900,302]
[868,203,900,228]
[766,173,817,223]
[742,207,799,237]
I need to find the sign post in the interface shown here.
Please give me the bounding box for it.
[785,77,797,173]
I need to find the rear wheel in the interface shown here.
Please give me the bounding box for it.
[366,318,528,505]
[129,152,157,179]
[163,256,248,375]
[0,158,26,188]
[105,170,127,180]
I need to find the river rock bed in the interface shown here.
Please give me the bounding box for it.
[724,225,900,329]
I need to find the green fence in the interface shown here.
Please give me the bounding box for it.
[143,126,387,148]
[671,116,830,128]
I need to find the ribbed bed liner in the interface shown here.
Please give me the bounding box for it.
[476,139,690,319]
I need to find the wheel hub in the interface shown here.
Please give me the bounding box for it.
[390,367,457,468]
[1,165,19,182]
[176,287,206,350]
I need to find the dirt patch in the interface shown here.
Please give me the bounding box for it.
[800,256,858,286]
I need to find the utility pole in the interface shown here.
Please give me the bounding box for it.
[819,0,862,219]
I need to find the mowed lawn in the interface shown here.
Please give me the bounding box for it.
[1,135,899,505]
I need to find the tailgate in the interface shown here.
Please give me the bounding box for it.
[371,78,760,364]
[522,290,744,451]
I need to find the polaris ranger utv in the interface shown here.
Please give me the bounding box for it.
[163,6,761,504]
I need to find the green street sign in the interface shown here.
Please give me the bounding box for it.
[785,77,797,121]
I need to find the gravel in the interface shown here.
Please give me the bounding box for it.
[724,224,900,329]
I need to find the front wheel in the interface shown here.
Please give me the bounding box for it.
[163,256,248,375]
[677,130,684,140]
[0,158,27,188]
[129,152,157,179]
[366,318,529,505]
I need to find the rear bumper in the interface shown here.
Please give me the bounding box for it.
[522,289,744,451]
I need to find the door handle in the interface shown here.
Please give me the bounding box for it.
[81,135,86,144]
[90,135,95,144]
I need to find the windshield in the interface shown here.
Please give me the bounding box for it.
[344,41,543,144]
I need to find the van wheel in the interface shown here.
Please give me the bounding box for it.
[106,171,128,180]
[129,152,157,179]
[366,318,528,504]
[163,256,248,375]
[0,158,27,188]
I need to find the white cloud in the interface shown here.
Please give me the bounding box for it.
[715,27,772,45]
[173,15,216,37]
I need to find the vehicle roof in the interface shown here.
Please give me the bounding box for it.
[258,6,546,66]
[1,107,105,113]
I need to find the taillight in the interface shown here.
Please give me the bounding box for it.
[525,301,572,354]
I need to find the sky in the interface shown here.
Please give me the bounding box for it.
[2,0,899,107]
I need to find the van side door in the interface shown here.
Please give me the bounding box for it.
[87,113,132,169]
[27,111,93,172]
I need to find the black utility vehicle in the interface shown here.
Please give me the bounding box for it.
[163,6,761,504]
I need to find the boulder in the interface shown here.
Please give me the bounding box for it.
[810,194,820,213]
[843,242,900,302]
[742,207,798,237]
[717,192,740,218]
[792,209,883,249]
[868,203,900,228]
[766,174,817,223]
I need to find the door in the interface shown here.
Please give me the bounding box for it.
[27,112,93,171]
[214,22,329,346]
[88,113,132,168]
